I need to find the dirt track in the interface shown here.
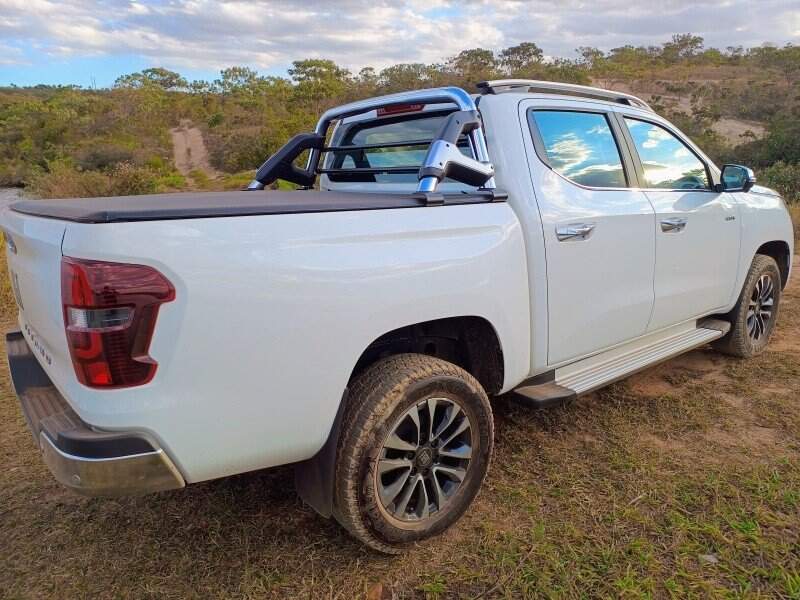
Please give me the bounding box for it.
[170,119,219,181]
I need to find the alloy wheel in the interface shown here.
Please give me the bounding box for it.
[376,397,473,523]
[747,273,775,342]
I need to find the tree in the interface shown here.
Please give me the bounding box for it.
[378,63,431,91]
[288,59,350,111]
[114,68,187,90]
[661,34,704,63]
[215,67,261,96]
[288,59,350,85]
[500,42,544,74]
[447,48,498,82]
[576,47,605,69]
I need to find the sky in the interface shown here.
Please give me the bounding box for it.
[0,0,799,88]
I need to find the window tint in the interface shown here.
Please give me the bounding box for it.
[327,113,472,183]
[624,118,710,190]
[530,111,626,188]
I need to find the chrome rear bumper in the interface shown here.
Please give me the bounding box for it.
[6,330,185,496]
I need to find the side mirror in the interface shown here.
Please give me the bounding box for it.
[719,164,756,193]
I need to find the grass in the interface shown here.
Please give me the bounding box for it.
[1,254,799,598]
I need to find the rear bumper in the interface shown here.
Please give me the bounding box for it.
[6,330,185,496]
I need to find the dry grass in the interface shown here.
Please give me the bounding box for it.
[1,256,800,599]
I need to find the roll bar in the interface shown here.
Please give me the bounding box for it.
[247,86,496,193]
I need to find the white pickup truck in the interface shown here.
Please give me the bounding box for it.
[3,81,794,553]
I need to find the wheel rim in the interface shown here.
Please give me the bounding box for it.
[747,273,775,342]
[376,397,473,523]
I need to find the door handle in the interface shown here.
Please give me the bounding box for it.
[556,222,596,241]
[660,218,687,233]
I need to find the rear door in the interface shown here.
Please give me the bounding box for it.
[617,114,740,331]
[522,101,656,365]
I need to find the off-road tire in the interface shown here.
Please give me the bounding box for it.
[713,254,782,358]
[332,354,493,554]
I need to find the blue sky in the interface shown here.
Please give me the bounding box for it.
[1,0,798,88]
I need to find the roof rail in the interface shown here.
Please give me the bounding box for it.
[476,79,652,111]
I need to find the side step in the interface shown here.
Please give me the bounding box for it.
[513,321,730,406]
[510,382,576,409]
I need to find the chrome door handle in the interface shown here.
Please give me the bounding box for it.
[556,222,596,241]
[660,218,687,233]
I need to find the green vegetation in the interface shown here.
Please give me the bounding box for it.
[1,36,800,200]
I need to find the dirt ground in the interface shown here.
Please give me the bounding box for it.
[169,120,220,183]
[1,259,799,599]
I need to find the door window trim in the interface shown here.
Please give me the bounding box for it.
[613,113,718,193]
[526,107,638,191]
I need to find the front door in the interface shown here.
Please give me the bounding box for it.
[523,103,656,365]
[620,116,740,331]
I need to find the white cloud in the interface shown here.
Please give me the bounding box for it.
[0,42,26,65]
[0,0,797,76]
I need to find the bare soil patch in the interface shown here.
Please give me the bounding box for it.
[170,119,220,182]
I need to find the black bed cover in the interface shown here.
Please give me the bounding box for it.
[9,190,503,224]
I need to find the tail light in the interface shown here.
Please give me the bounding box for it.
[61,256,175,388]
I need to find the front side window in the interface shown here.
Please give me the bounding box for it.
[529,110,626,188]
[624,118,710,190]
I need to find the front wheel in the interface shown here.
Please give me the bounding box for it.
[333,354,493,553]
[713,254,782,358]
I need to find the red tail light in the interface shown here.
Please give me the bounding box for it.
[61,256,175,388]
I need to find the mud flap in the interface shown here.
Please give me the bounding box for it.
[294,389,348,518]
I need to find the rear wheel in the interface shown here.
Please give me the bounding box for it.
[333,354,493,553]
[713,254,782,358]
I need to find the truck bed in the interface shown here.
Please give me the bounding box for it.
[10,190,501,224]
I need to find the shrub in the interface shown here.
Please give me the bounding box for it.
[144,154,173,174]
[0,160,27,187]
[220,171,255,190]
[207,129,271,173]
[184,169,209,189]
[156,173,188,191]
[77,144,134,171]
[28,161,112,199]
[760,161,800,202]
[27,161,163,199]
[108,162,158,196]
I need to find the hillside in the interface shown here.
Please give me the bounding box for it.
[1,36,798,201]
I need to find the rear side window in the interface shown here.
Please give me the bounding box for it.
[624,118,710,190]
[326,112,473,183]
[529,110,627,188]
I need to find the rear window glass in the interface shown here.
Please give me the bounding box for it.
[326,112,473,183]
[529,110,627,188]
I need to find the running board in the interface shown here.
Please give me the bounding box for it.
[514,321,730,404]
[510,382,576,409]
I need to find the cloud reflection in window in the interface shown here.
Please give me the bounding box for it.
[532,111,626,188]
[625,118,709,190]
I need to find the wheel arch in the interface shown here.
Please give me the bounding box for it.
[348,315,505,396]
[756,240,791,289]
[295,315,505,519]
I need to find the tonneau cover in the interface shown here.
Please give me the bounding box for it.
[10,190,501,224]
